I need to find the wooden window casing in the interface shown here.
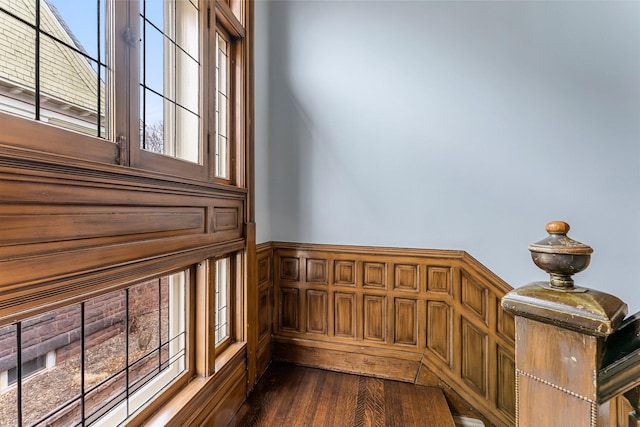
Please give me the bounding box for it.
[0,0,253,424]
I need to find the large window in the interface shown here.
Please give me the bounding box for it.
[0,0,245,183]
[0,271,188,427]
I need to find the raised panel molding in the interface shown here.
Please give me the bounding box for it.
[279,287,299,332]
[427,266,452,295]
[257,255,271,286]
[364,295,386,342]
[363,262,386,289]
[334,260,356,286]
[497,299,515,343]
[269,243,515,427]
[461,317,488,397]
[394,264,418,291]
[427,301,451,367]
[211,206,239,232]
[0,206,205,246]
[280,257,300,282]
[461,272,489,324]
[306,258,327,284]
[258,288,271,339]
[497,344,516,418]
[334,292,356,338]
[394,298,417,345]
[306,289,327,334]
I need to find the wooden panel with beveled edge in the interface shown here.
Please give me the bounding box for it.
[394,298,417,346]
[211,201,242,236]
[461,272,488,324]
[496,344,516,419]
[461,317,488,397]
[306,289,327,335]
[394,264,418,291]
[0,205,205,246]
[269,243,516,427]
[497,299,515,343]
[334,260,356,287]
[363,262,386,289]
[280,257,300,281]
[279,287,299,332]
[363,295,386,342]
[427,300,452,367]
[259,287,271,340]
[257,254,271,286]
[334,292,356,338]
[306,258,327,284]
[427,266,452,295]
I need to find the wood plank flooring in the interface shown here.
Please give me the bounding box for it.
[227,363,455,427]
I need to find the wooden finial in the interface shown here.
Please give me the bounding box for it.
[545,221,570,235]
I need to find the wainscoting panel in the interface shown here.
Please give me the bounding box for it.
[270,243,515,427]
[256,244,274,379]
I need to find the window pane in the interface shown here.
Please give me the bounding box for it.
[215,258,230,344]
[140,0,201,164]
[22,307,82,426]
[0,324,18,427]
[0,0,111,138]
[0,11,36,119]
[0,271,188,426]
[215,32,230,179]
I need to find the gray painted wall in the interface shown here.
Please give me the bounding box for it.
[255,1,640,311]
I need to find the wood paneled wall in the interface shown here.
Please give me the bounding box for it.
[266,242,515,427]
[255,243,274,378]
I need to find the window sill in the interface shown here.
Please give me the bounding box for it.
[141,341,247,426]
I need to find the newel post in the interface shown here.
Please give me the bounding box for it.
[502,221,627,427]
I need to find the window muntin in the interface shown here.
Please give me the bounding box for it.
[0,270,188,427]
[140,0,201,164]
[0,0,110,139]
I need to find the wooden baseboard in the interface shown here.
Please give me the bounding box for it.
[274,338,422,382]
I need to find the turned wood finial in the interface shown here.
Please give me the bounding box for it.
[545,220,570,234]
[528,220,593,289]
[502,221,627,337]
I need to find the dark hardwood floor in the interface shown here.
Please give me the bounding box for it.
[227,363,455,427]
